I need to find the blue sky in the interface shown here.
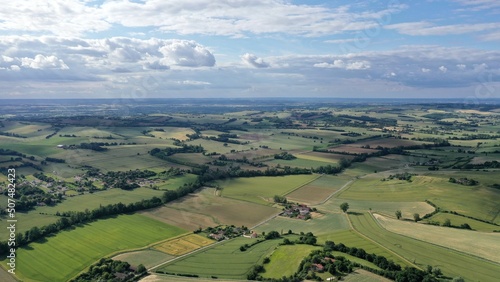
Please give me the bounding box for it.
[0,0,499,99]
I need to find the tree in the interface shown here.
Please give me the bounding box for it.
[413,213,420,222]
[443,218,451,227]
[452,277,465,282]
[340,202,349,213]
[136,264,147,274]
[395,210,402,220]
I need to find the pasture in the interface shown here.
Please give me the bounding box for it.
[286,174,352,204]
[218,174,319,205]
[295,151,347,163]
[262,244,321,278]
[342,269,392,282]
[255,213,350,236]
[316,230,410,267]
[157,236,287,279]
[423,213,500,232]
[5,214,186,282]
[113,250,175,268]
[145,188,280,228]
[140,206,217,231]
[154,234,214,256]
[268,157,332,169]
[374,213,500,263]
[349,212,500,281]
[338,172,500,223]
[321,199,435,220]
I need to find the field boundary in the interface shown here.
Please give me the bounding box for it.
[371,213,500,265]
[345,211,419,269]
[148,238,230,271]
[283,173,324,197]
[314,178,355,205]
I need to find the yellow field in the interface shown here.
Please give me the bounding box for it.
[154,234,214,256]
[373,214,500,263]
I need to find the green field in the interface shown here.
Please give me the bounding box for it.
[113,250,175,268]
[341,269,392,282]
[349,212,500,281]
[262,244,320,278]
[317,230,410,267]
[338,172,500,223]
[218,174,319,205]
[255,213,349,236]
[268,157,332,169]
[374,213,500,263]
[424,212,500,232]
[2,214,186,282]
[142,187,280,229]
[157,236,290,279]
[321,199,435,220]
[286,174,352,204]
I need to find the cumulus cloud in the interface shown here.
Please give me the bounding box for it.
[158,41,215,67]
[0,1,109,36]
[421,68,431,73]
[314,59,370,70]
[0,36,216,82]
[456,64,466,70]
[241,53,269,68]
[439,66,448,73]
[20,54,69,70]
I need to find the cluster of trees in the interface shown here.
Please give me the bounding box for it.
[3,182,60,211]
[101,169,157,190]
[33,172,55,182]
[383,172,415,182]
[45,157,65,163]
[0,148,26,157]
[273,195,287,204]
[448,177,478,186]
[218,154,267,168]
[274,152,296,160]
[149,144,204,159]
[0,131,27,138]
[78,142,108,151]
[70,258,146,282]
[45,127,61,139]
[462,160,500,169]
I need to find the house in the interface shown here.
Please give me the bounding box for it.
[311,263,324,272]
[208,233,225,241]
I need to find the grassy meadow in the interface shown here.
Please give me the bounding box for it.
[218,174,319,205]
[348,212,500,281]
[2,214,186,282]
[157,236,291,279]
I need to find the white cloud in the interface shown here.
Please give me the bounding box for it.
[385,21,500,36]
[100,0,406,37]
[314,59,370,70]
[158,40,216,67]
[456,64,466,70]
[241,53,269,68]
[421,68,431,73]
[439,66,447,73]
[324,39,360,44]
[453,0,500,11]
[21,54,69,70]
[178,80,211,85]
[0,1,109,36]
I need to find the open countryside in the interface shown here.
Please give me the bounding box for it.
[0,99,499,282]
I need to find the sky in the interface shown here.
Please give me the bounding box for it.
[0,0,499,100]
